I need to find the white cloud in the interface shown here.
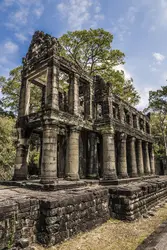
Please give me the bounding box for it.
[114,64,132,80]
[0,41,18,77]
[4,41,18,53]
[153,52,165,64]
[111,5,137,42]
[57,0,104,30]
[149,64,158,72]
[136,87,152,110]
[15,32,27,42]
[1,0,44,33]
[127,6,138,24]
[33,5,44,18]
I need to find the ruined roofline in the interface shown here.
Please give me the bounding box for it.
[22,30,147,121]
[112,93,149,121]
[22,30,93,83]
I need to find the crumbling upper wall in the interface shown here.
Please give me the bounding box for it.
[18,30,152,141]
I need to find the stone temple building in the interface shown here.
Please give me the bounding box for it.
[3,31,167,250]
[14,31,155,184]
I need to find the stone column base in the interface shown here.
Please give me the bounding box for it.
[118,173,129,179]
[65,173,79,181]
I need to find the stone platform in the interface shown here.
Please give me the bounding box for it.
[109,176,167,220]
[0,175,158,192]
[0,185,109,249]
[1,177,167,249]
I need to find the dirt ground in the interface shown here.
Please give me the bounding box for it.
[34,204,167,250]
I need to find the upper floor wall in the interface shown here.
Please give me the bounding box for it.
[18,31,151,140]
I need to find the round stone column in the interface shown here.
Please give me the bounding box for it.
[13,128,29,180]
[65,127,80,181]
[129,136,138,177]
[102,131,117,180]
[143,141,151,175]
[150,144,155,174]
[136,139,144,176]
[40,123,58,184]
[87,132,99,178]
[118,133,128,178]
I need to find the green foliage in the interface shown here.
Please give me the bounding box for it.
[0,115,16,180]
[0,66,42,116]
[0,66,21,116]
[59,28,140,105]
[147,86,167,157]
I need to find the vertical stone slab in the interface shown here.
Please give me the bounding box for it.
[150,144,155,174]
[129,137,138,177]
[68,73,79,115]
[18,78,30,117]
[136,139,144,176]
[143,141,151,175]
[102,131,117,180]
[85,80,93,120]
[46,63,59,110]
[118,133,128,178]
[87,132,99,178]
[40,123,58,184]
[38,134,43,176]
[65,127,80,180]
[13,128,29,180]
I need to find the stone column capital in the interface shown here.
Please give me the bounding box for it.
[43,120,59,131]
[120,132,127,141]
[70,126,80,133]
[129,136,136,142]
[74,72,80,79]
[101,126,114,136]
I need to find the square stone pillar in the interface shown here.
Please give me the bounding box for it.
[18,78,30,117]
[150,143,155,174]
[40,123,58,184]
[46,63,59,110]
[85,81,93,121]
[65,127,80,181]
[136,139,144,176]
[13,128,29,180]
[129,137,138,177]
[143,141,151,175]
[87,132,99,179]
[102,131,117,180]
[118,133,129,178]
[68,73,79,115]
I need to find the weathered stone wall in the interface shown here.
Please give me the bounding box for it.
[0,187,109,249]
[37,188,109,246]
[109,178,167,221]
[0,198,39,250]
[2,178,167,249]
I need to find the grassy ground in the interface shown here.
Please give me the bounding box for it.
[34,204,167,250]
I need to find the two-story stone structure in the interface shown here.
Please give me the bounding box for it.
[14,31,155,184]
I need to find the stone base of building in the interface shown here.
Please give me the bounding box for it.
[100,175,159,186]
[0,185,109,249]
[110,176,167,220]
[1,177,167,249]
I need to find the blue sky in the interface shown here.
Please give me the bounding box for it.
[0,0,167,110]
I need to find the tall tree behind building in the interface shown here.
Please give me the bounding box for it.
[147,86,167,157]
[59,28,140,105]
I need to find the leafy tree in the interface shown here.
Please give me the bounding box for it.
[0,66,42,116]
[0,66,21,116]
[0,115,16,180]
[147,86,167,157]
[59,28,140,105]
[0,28,140,116]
